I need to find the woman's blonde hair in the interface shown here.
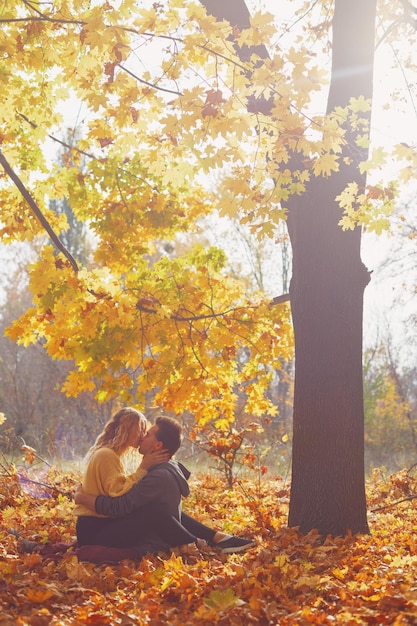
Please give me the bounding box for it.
[91,407,146,455]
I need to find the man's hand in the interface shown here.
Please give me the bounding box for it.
[74,484,97,512]
[139,448,170,471]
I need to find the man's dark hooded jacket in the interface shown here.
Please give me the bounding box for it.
[95,460,190,519]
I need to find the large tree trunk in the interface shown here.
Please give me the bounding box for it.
[286,0,376,537]
[201,0,376,536]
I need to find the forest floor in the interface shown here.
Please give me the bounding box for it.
[1,463,417,625]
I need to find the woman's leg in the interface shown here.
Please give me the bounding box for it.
[93,506,167,548]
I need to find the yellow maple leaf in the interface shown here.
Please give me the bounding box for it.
[248,11,277,42]
[204,588,246,612]
[65,556,93,581]
[312,153,339,177]
[137,6,158,30]
[349,95,371,113]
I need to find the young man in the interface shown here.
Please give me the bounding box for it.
[75,416,255,554]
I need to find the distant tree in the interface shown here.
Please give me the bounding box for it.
[0,265,116,458]
[376,200,417,356]
[49,129,91,267]
[49,197,91,268]
[202,216,294,468]
[364,343,417,470]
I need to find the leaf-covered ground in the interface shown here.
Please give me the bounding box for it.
[1,467,417,625]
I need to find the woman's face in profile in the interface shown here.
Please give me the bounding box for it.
[126,419,146,449]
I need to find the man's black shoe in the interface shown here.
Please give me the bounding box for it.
[214,536,256,554]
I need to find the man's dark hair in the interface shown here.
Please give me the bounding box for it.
[154,416,182,456]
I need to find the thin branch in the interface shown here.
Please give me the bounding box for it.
[118,64,183,97]
[399,0,417,27]
[135,300,268,323]
[407,462,417,476]
[275,0,322,43]
[22,0,48,18]
[389,45,417,122]
[0,15,84,25]
[18,475,72,498]
[371,494,417,512]
[18,437,52,467]
[270,293,290,306]
[19,113,155,192]
[18,113,94,160]
[0,150,79,272]
[133,292,290,330]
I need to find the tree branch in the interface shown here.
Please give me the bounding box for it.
[18,113,94,161]
[0,150,79,272]
[270,293,290,306]
[118,64,183,97]
[135,301,261,322]
[0,14,84,26]
[371,494,417,513]
[133,292,289,327]
[399,0,417,27]
[18,474,72,498]
[18,113,156,191]
[200,0,274,115]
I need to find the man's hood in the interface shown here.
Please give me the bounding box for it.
[149,459,191,497]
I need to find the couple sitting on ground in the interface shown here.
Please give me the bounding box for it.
[73,407,255,558]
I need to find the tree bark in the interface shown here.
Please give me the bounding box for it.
[286,0,376,536]
[201,0,377,536]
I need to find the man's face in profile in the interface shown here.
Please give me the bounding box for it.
[138,424,161,455]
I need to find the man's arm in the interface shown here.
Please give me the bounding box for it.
[74,467,169,518]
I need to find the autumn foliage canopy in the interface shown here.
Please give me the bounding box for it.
[0,0,302,429]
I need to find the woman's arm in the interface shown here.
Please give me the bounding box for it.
[86,448,167,497]
[138,449,170,471]
[107,449,170,495]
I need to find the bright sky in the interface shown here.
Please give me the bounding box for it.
[263,1,417,339]
[225,1,417,334]
[361,23,417,348]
